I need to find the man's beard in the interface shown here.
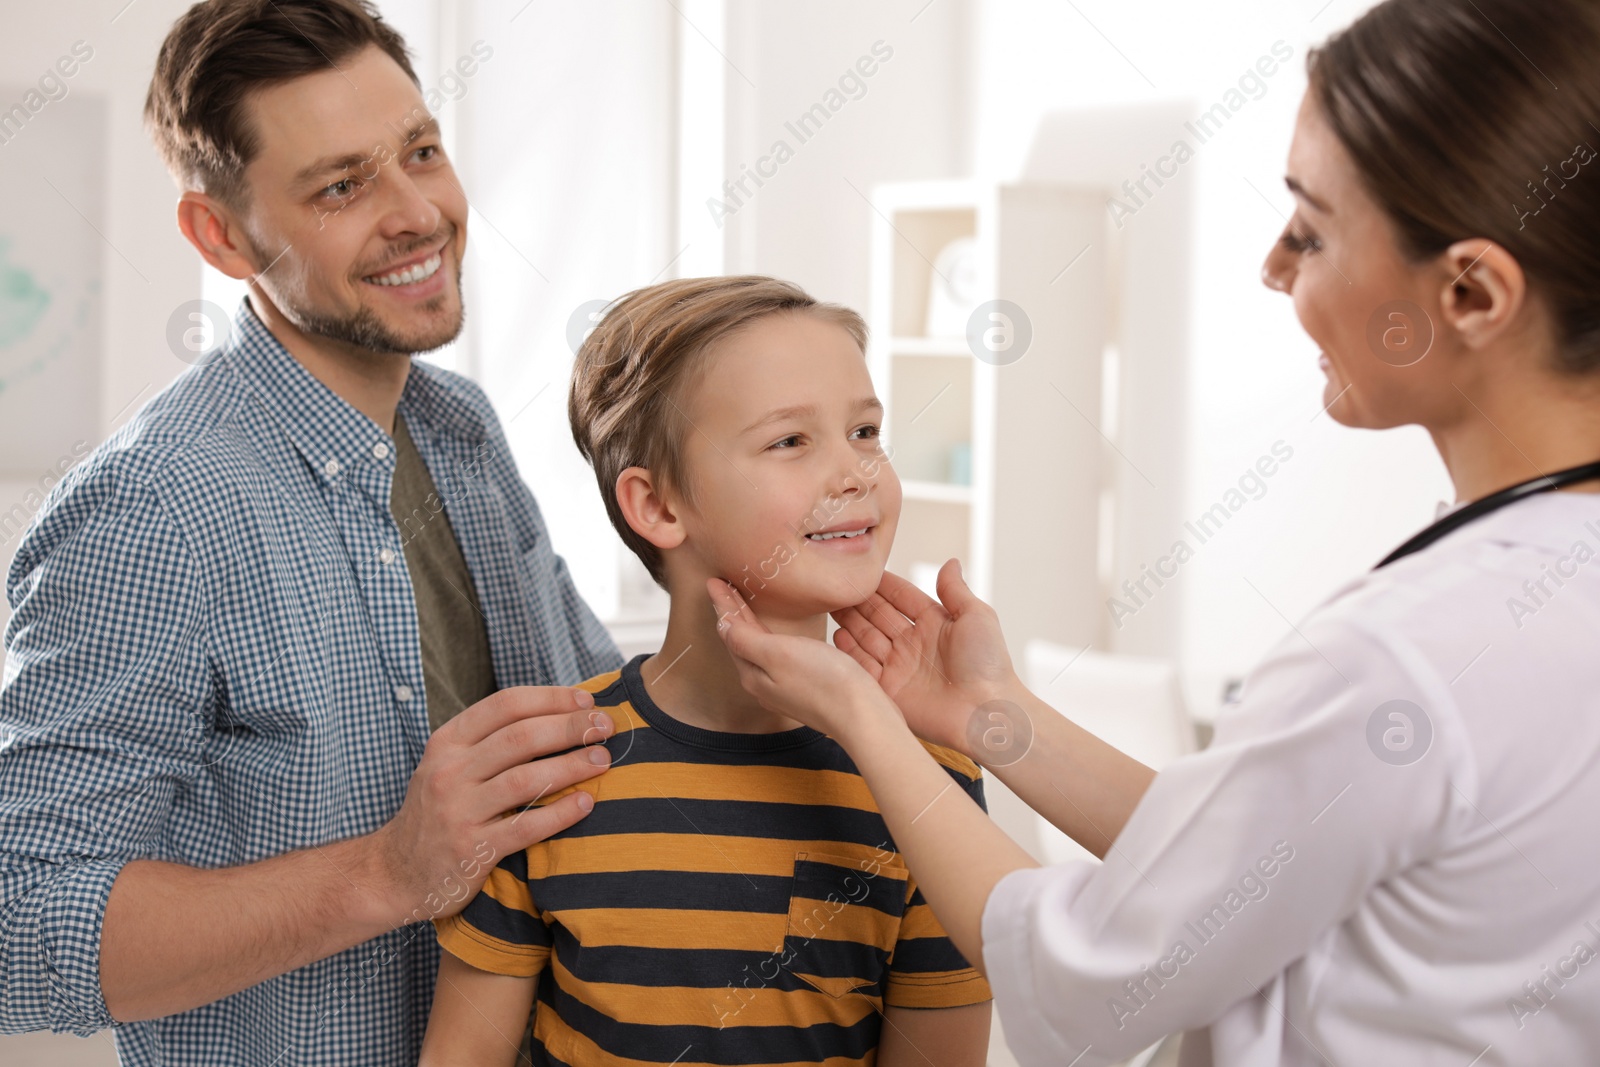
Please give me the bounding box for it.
[291,263,466,357]
[249,228,466,357]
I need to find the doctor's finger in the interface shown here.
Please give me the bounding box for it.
[831,626,885,680]
[874,570,946,626]
[856,592,918,642]
[708,583,779,668]
[832,605,896,664]
[719,612,776,673]
[708,577,763,631]
[870,575,940,633]
[720,626,781,703]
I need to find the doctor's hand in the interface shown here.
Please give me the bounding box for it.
[828,559,1021,759]
[707,578,901,743]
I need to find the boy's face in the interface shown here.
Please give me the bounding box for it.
[673,312,901,622]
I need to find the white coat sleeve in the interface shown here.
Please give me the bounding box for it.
[979,615,1477,1066]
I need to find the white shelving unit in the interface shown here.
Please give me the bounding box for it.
[867,179,1109,662]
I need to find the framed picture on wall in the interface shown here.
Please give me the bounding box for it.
[0,92,105,483]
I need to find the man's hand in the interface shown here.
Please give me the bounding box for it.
[99,688,616,1023]
[364,686,613,926]
[829,559,1021,757]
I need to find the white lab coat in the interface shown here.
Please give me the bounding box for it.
[983,492,1600,1066]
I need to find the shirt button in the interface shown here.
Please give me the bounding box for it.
[379,548,396,565]
[324,459,341,477]
[394,684,413,703]
[373,442,390,460]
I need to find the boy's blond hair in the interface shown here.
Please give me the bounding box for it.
[568,275,868,586]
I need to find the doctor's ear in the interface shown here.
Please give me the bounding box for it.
[615,467,687,553]
[1435,239,1530,350]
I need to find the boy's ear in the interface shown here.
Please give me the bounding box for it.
[615,466,686,552]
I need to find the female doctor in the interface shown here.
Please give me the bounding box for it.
[708,0,1600,1063]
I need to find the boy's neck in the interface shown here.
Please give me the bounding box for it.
[639,585,826,735]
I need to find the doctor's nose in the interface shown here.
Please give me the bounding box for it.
[1261,231,1297,293]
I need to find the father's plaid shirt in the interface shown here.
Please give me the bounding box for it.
[0,299,621,1065]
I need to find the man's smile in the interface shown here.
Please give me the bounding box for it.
[363,250,443,288]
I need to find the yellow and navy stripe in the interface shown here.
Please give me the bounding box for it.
[435,654,991,1066]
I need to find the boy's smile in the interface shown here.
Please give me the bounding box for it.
[802,522,876,548]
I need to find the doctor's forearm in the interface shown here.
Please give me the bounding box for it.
[847,697,1039,968]
[981,681,1157,859]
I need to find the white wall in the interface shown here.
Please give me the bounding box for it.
[1,0,204,640]
[447,3,678,622]
[718,0,974,305]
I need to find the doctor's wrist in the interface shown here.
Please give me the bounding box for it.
[836,687,913,751]
[961,674,1042,769]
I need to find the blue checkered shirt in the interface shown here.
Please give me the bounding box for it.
[0,298,622,1064]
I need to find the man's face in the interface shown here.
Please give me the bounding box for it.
[232,44,468,357]
[671,312,902,623]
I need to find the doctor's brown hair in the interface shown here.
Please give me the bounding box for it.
[144,0,419,206]
[1308,0,1600,374]
[568,276,868,587]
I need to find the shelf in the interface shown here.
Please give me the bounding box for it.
[883,355,973,484]
[869,179,1108,652]
[888,336,970,358]
[901,479,973,505]
[881,207,978,338]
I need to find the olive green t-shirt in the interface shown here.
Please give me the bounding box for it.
[389,414,498,733]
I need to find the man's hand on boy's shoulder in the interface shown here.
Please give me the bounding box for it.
[363,686,615,926]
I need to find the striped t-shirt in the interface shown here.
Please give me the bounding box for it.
[434,653,992,1066]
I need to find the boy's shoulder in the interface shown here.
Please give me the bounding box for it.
[575,665,627,699]
[573,665,633,723]
[916,739,982,782]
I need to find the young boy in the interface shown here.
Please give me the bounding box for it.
[422,276,992,1066]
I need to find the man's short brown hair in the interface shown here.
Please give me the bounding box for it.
[144,0,419,205]
[568,276,869,586]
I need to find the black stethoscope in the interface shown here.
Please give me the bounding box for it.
[1375,460,1600,568]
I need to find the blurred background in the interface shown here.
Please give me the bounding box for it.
[1,0,1447,1064]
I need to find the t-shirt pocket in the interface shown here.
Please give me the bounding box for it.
[782,851,909,1000]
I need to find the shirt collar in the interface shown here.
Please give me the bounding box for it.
[219,297,486,491]
[1369,488,1600,582]
[398,348,490,445]
[1458,488,1600,555]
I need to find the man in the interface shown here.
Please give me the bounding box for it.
[0,2,622,1063]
